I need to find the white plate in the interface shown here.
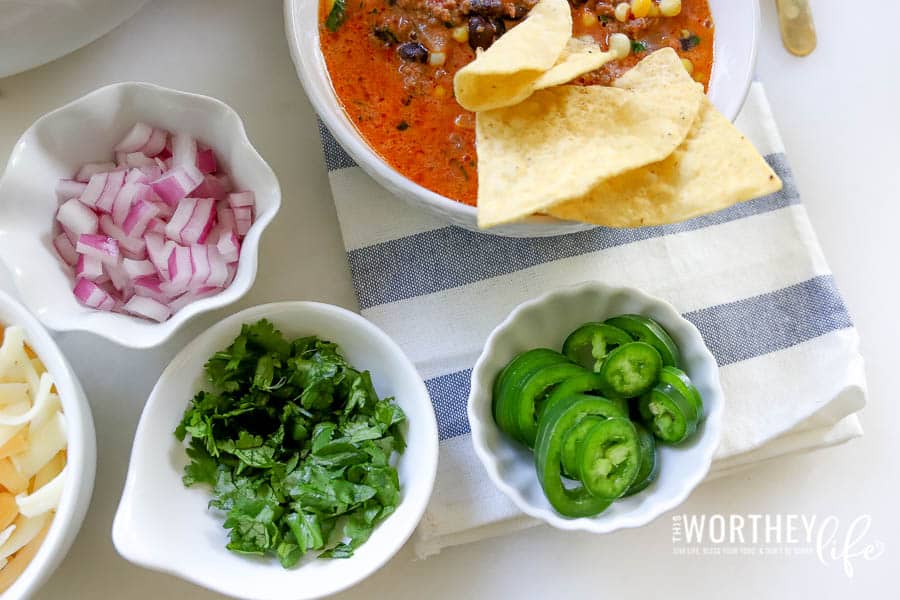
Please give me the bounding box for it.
[0,0,148,79]
[468,282,724,533]
[113,302,439,600]
[286,0,759,237]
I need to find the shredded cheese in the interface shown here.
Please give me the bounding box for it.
[0,326,67,590]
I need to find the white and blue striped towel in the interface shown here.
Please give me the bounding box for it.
[318,83,867,558]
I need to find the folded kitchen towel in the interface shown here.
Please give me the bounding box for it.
[318,83,867,558]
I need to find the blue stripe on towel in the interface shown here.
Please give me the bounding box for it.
[425,274,851,441]
[349,154,797,311]
[319,120,357,171]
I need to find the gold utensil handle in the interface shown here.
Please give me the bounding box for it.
[776,0,817,56]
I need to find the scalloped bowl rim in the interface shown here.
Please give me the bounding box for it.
[467,281,724,533]
[0,82,281,348]
[112,301,439,600]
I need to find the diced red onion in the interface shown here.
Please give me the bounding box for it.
[144,233,174,279]
[75,162,116,183]
[215,174,234,194]
[105,262,133,295]
[53,233,78,266]
[142,128,168,157]
[73,278,116,311]
[216,229,240,263]
[191,174,227,201]
[217,203,236,233]
[145,217,166,235]
[227,191,255,209]
[166,244,192,293]
[99,214,147,256]
[76,234,120,265]
[196,148,217,174]
[58,197,99,240]
[125,152,156,168]
[122,196,161,238]
[233,206,253,236]
[172,133,197,168]
[56,123,254,322]
[75,254,104,281]
[150,164,203,206]
[56,179,87,201]
[115,122,154,153]
[96,170,126,214]
[122,258,156,279]
[123,295,171,322]
[79,172,108,209]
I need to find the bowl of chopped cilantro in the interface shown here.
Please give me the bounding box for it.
[112,302,439,600]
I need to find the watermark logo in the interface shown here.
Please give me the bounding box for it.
[672,513,885,577]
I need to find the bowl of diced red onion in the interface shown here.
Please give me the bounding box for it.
[0,82,281,348]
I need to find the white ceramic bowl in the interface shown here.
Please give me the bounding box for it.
[468,282,724,533]
[0,0,148,79]
[0,288,96,599]
[0,82,281,348]
[113,302,439,600]
[285,0,758,237]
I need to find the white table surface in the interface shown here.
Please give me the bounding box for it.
[0,1,896,598]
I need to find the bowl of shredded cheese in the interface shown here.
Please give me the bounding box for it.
[0,288,96,598]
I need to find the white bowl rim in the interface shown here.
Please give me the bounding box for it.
[112,300,439,600]
[284,0,759,233]
[0,81,282,349]
[467,281,724,533]
[0,288,97,599]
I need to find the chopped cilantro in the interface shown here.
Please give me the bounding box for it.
[325,0,347,32]
[631,40,648,54]
[396,120,409,131]
[680,34,701,51]
[175,319,406,567]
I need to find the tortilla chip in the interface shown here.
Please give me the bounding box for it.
[533,38,616,90]
[476,49,703,228]
[453,0,572,112]
[547,98,783,227]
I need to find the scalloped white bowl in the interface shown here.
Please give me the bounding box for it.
[0,82,281,348]
[285,0,758,237]
[468,282,723,533]
[0,288,96,599]
[113,302,439,600]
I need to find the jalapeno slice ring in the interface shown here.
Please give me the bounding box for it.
[658,366,704,420]
[515,362,593,447]
[577,417,642,500]
[622,423,659,496]
[492,348,567,439]
[638,382,699,444]
[604,314,681,368]
[596,341,662,399]
[562,323,633,371]
[558,398,627,478]
[540,370,628,420]
[534,394,619,518]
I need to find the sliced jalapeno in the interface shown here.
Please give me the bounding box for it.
[638,382,699,444]
[540,370,628,420]
[597,341,662,399]
[577,417,642,499]
[534,394,620,518]
[604,314,680,368]
[622,423,659,496]
[558,398,627,478]
[562,323,633,372]
[515,362,592,447]
[492,349,567,439]
[658,365,704,420]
